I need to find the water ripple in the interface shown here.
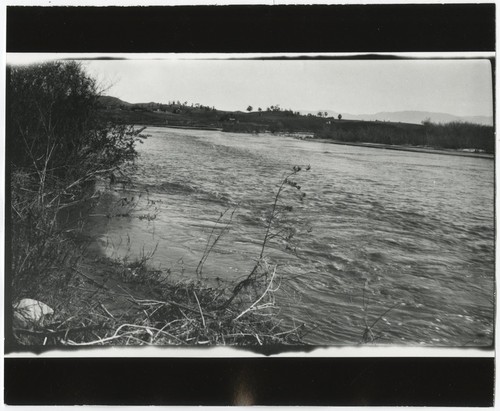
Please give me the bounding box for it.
[87,127,495,346]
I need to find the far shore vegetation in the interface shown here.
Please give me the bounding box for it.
[100,96,494,154]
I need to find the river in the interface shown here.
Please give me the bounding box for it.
[86,127,495,346]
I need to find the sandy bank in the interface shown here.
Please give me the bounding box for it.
[314,139,494,159]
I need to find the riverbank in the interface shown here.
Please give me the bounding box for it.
[11,200,306,348]
[312,138,494,159]
[164,124,223,131]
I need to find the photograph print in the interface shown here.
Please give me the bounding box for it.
[7,56,495,349]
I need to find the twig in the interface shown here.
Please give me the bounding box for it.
[259,168,300,259]
[100,303,116,319]
[274,323,304,337]
[360,299,402,344]
[193,291,206,330]
[197,208,229,276]
[368,301,402,332]
[234,266,277,321]
[65,323,161,346]
[116,285,217,319]
[196,206,238,278]
[72,267,108,289]
[14,324,101,337]
[154,321,185,343]
[217,260,263,310]
[255,334,263,345]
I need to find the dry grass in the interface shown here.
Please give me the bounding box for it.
[12,256,305,347]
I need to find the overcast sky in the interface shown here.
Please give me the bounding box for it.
[9,56,494,116]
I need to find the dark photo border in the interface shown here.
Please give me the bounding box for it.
[4,4,496,406]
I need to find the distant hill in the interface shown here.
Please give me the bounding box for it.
[100,96,493,126]
[97,95,493,152]
[98,96,132,107]
[299,109,493,126]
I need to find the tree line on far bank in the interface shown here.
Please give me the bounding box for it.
[315,119,494,153]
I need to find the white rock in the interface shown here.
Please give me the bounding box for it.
[13,298,54,328]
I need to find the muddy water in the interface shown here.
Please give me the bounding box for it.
[86,127,495,346]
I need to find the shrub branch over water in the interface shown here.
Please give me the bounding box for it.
[9,61,144,299]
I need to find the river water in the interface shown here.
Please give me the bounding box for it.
[87,127,494,346]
